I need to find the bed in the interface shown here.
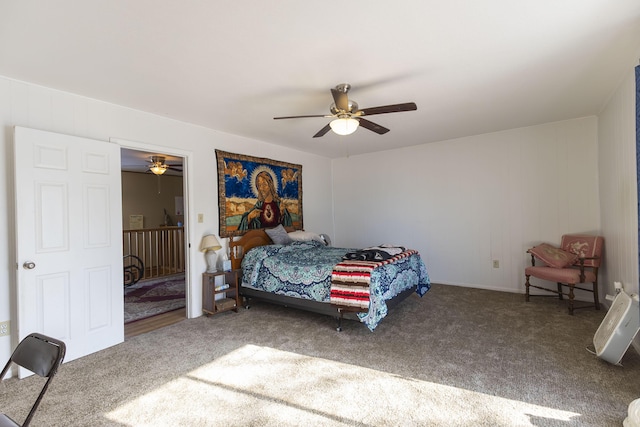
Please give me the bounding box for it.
[230,229,431,331]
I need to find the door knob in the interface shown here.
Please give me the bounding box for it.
[23,261,36,270]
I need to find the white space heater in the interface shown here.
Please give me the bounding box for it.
[593,283,640,366]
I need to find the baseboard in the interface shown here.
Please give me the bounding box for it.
[433,281,520,294]
[435,281,602,304]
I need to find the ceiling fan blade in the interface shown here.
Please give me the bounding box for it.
[313,123,332,138]
[331,88,350,112]
[358,118,390,135]
[358,102,417,116]
[274,115,328,120]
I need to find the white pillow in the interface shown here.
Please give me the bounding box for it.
[288,230,323,243]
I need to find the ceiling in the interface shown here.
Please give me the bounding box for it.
[1,1,639,159]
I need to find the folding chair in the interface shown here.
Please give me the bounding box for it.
[0,333,66,426]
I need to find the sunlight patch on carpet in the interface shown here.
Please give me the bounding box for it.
[104,345,581,426]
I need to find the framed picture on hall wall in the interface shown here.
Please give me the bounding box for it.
[128,215,144,230]
[215,150,303,237]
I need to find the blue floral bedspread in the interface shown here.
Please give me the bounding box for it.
[241,240,431,330]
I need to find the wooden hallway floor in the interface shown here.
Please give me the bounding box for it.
[125,308,186,339]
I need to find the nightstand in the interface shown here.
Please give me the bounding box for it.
[202,269,241,315]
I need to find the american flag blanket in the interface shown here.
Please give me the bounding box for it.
[330,249,418,310]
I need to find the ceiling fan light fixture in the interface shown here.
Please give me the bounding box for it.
[150,164,168,175]
[330,118,359,136]
[274,83,416,138]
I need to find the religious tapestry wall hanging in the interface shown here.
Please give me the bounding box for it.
[216,150,303,237]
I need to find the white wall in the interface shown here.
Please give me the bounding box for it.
[598,67,639,304]
[0,76,334,362]
[121,172,184,228]
[332,117,600,294]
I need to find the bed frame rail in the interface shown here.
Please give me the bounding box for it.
[241,285,417,331]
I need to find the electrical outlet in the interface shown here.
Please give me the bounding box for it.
[0,321,9,336]
[492,260,499,269]
[198,213,204,223]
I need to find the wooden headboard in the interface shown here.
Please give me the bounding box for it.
[228,227,296,270]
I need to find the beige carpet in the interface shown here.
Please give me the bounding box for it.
[1,284,639,426]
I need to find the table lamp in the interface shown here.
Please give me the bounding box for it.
[200,234,222,273]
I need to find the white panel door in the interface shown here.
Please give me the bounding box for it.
[14,126,123,366]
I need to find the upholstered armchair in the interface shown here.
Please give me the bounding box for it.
[524,234,604,314]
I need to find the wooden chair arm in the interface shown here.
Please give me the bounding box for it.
[577,258,586,282]
[575,257,599,282]
[526,249,536,266]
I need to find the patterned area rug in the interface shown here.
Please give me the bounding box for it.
[124,274,185,324]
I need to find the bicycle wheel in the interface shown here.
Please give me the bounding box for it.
[123,255,144,287]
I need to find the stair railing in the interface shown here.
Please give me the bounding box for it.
[123,226,185,280]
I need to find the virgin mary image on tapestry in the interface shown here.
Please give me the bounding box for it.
[216,150,303,237]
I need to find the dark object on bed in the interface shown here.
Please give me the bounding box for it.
[230,229,430,331]
[342,245,406,261]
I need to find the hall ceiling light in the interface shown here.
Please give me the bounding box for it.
[149,164,168,175]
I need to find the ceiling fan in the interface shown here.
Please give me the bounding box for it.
[147,156,182,175]
[274,83,417,138]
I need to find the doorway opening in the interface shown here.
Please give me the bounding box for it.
[120,148,187,338]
